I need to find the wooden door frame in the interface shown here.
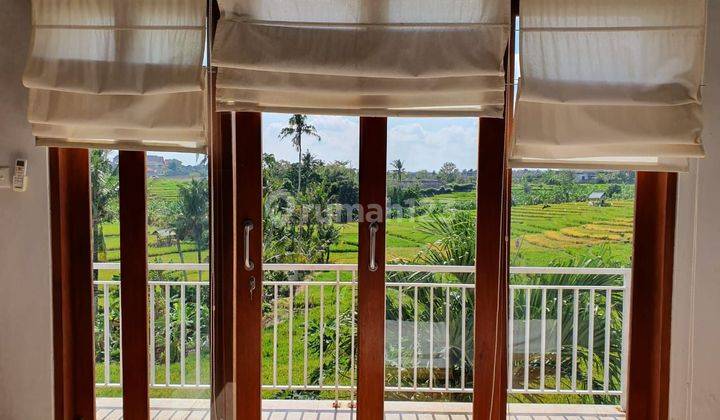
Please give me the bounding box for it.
[49,147,96,420]
[208,0,236,415]
[472,0,517,416]
[233,112,264,420]
[357,117,388,419]
[211,110,236,420]
[473,118,509,420]
[626,172,677,420]
[118,151,150,419]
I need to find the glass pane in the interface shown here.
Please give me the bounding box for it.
[385,117,479,416]
[261,114,360,416]
[92,149,211,417]
[146,152,210,416]
[91,149,122,416]
[507,168,635,418]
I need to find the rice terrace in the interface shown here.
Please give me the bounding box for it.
[95,180,635,273]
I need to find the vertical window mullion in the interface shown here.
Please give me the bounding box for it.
[627,172,677,419]
[49,147,96,420]
[473,117,508,420]
[234,111,264,420]
[211,110,236,419]
[357,116,388,420]
[118,150,150,418]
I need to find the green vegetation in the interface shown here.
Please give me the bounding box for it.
[91,150,118,262]
[329,194,634,267]
[90,123,635,403]
[92,154,635,272]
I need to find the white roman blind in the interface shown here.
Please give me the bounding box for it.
[510,0,707,171]
[23,0,207,153]
[213,0,510,117]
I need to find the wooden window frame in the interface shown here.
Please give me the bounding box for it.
[50,148,155,420]
[472,1,516,417]
[626,172,677,420]
[118,151,150,419]
[473,118,509,420]
[211,110,236,420]
[49,147,96,420]
[233,112,264,419]
[208,3,237,416]
[47,106,678,420]
[357,117,388,419]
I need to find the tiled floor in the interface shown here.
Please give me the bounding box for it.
[96,398,625,420]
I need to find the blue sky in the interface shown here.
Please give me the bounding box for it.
[161,114,480,172]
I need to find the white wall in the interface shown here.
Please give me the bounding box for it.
[0,0,54,419]
[670,0,720,418]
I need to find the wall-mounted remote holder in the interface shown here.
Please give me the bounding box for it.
[13,159,28,192]
[0,160,29,191]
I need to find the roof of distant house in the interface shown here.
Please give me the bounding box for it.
[152,228,174,237]
[588,191,606,199]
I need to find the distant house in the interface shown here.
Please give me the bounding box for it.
[588,191,606,206]
[152,228,175,246]
[574,171,597,183]
[146,155,167,177]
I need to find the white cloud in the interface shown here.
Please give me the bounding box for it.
[154,114,480,171]
[263,114,360,167]
[388,118,478,171]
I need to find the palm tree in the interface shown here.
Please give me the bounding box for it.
[507,255,624,404]
[391,159,405,184]
[171,179,209,280]
[278,114,321,193]
[90,150,118,263]
[414,211,477,282]
[390,213,624,404]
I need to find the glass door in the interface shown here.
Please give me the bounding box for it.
[259,113,361,416]
[232,113,509,419]
[383,117,480,417]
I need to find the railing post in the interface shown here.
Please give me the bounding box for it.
[93,263,633,402]
[620,269,632,411]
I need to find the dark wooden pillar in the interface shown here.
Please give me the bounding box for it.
[49,147,96,420]
[627,172,677,420]
[118,151,150,419]
[357,116,388,420]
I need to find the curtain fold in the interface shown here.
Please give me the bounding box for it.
[510,0,707,171]
[213,0,510,117]
[23,0,207,152]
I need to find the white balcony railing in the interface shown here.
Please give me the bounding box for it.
[92,262,630,405]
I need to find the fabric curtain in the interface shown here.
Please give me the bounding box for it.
[510,0,707,171]
[213,0,510,117]
[23,0,207,153]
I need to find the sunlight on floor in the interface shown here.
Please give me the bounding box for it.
[96,398,625,420]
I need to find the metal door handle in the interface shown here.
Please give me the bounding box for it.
[244,220,254,271]
[369,222,378,272]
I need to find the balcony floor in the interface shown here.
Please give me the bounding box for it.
[96,398,625,419]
